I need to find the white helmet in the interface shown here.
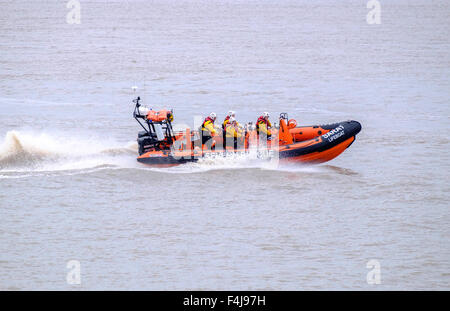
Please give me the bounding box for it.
[228,110,235,117]
[209,112,217,120]
[229,116,236,123]
[263,112,270,118]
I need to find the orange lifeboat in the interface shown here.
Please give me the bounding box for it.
[132,97,361,167]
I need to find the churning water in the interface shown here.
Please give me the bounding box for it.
[0,0,449,290]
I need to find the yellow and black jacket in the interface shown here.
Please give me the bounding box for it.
[225,122,243,138]
[222,116,231,129]
[201,117,217,136]
[256,116,272,136]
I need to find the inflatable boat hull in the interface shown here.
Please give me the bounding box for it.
[137,120,361,167]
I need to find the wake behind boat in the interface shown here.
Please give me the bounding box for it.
[132,96,362,167]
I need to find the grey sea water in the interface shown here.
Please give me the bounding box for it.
[0,0,449,290]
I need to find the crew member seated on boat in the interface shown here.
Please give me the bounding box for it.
[225,116,243,150]
[167,111,174,122]
[222,110,235,150]
[201,112,218,150]
[222,111,235,129]
[256,112,272,141]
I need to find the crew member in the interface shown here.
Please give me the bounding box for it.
[222,111,235,129]
[222,111,235,150]
[256,112,272,141]
[201,112,217,150]
[167,111,174,122]
[225,117,243,150]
